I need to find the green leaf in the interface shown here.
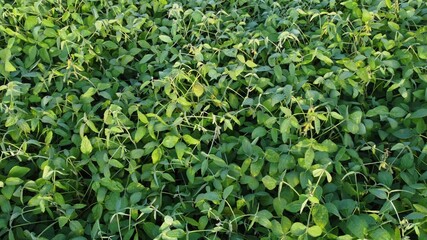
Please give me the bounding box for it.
[331,111,344,120]
[69,220,84,235]
[227,66,244,80]
[71,13,84,24]
[241,175,259,190]
[262,175,277,190]
[273,198,286,216]
[5,177,24,186]
[166,229,185,238]
[250,158,264,177]
[370,228,391,240]
[162,173,175,182]
[103,41,118,49]
[366,106,389,117]
[197,192,220,202]
[271,220,284,236]
[265,149,280,163]
[291,222,306,236]
[341,0,358,9]
[347,215,368,239]
[256,215,272,228]
[369,188,388,199]
[8,166,30,178]
[175,142,186,160]
[130,149,144,159]
[162,135,180,148]
[418,46,427,60]
[378,171,393,187]
[392,128,414,139]
[223,185,233,199]
[120,55,134,66]
[42,19,55,28]
[256,210,273,228]
[390,107,407,118]
[80,136,93,155]
[413,204,427,214]
[410,108,427,118]
[143,222,159,239]
[25,16,38,30]
[81,87,96,99]
[58,216,68,228]
[191,10,203,22]
[159,35,173,44]
[92,203,103,220]
[134,127,147,143]
[252,126,267,139]
[100,178,124,192]
[383,39,395,50]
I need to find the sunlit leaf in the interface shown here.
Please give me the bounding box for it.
[80,136,93,155]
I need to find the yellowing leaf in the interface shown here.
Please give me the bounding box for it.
[312,204,329,229]
[25,16,38,30]
[152,147,162,164]
[388,22,400,31]
[362,9,373,23]
[316,52,333,65]
[183,134,200,145]
[262,175,277,190]
[245,60,257,68]
[80,136,93,155]
[177,96,192,107]
[5,61,16,72]
[356,68,370,82]
[192,82,204,97]
[237,54,245,63]
[137,111,148,124]
[307,226,322,237]
[162,135,180,148]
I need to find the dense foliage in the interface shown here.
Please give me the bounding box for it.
[1,0,427,239]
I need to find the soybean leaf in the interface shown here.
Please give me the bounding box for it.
[80,136,93,155]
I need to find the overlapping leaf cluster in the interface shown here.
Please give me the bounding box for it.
[1,0,427,239]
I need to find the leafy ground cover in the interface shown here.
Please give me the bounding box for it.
[1,0,427,239]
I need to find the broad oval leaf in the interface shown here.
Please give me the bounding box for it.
[162,135,180,148]
[80,136,93,155]
[159,35,173,44]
